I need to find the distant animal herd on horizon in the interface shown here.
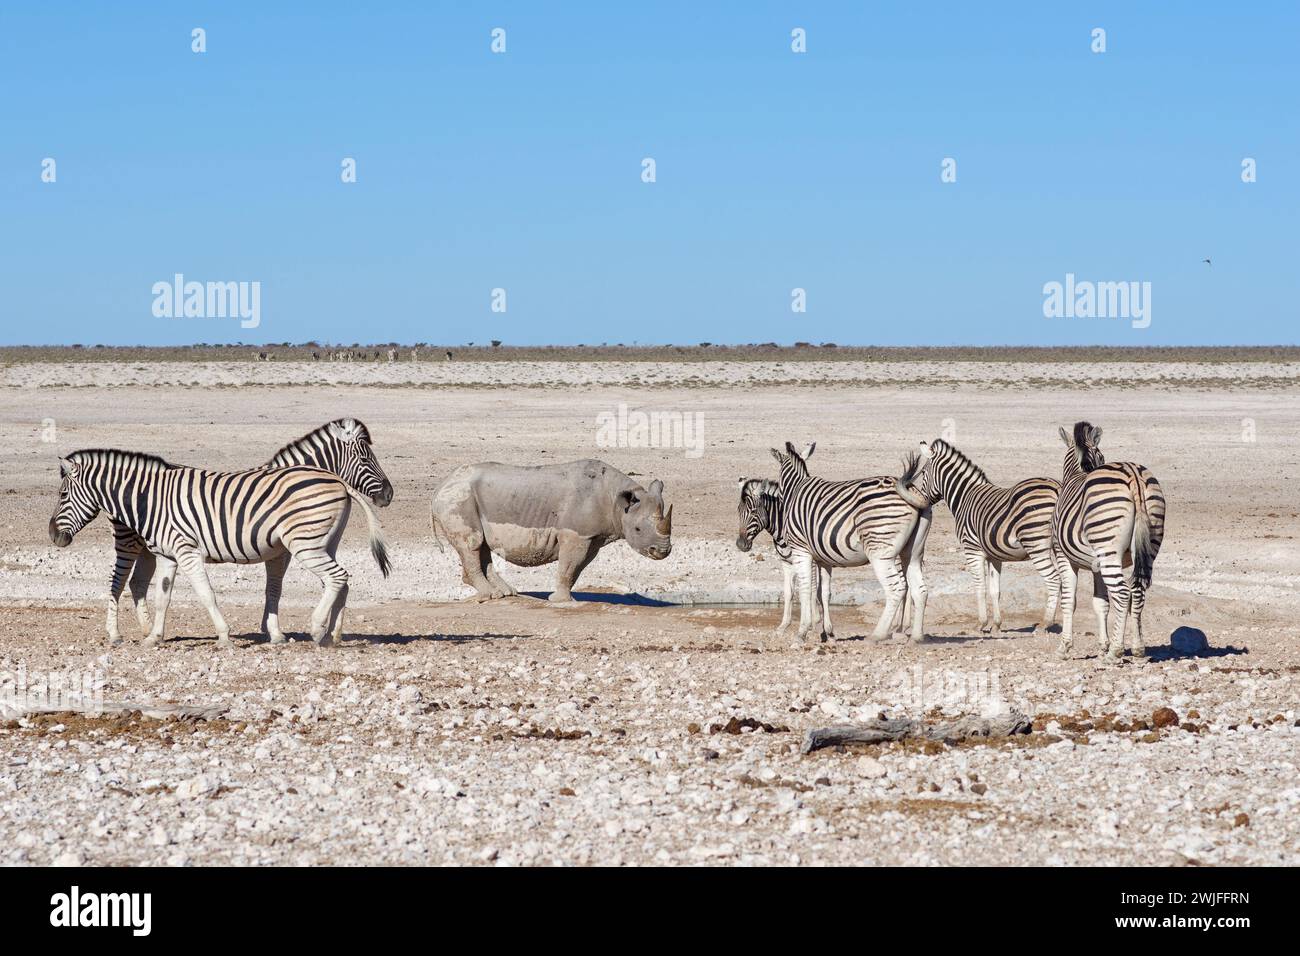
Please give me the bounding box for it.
[48,417,1166,663]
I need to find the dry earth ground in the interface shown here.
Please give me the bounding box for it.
[0,360,1297,865]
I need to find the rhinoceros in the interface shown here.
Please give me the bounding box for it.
[430,459,673,602]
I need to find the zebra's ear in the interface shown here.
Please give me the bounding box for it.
[737,476,748,490]
[58,457,76,478]
[1058,426,1072,447]
[800,442,816,460]
[1089,425,1103,445]
[918,441,932,459]
[770,448,783,463]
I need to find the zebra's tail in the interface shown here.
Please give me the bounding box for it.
[894,451,929,510]
[346,486,392,578]
[1130,466,1156,590]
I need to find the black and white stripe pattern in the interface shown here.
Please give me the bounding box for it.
[735,478,827,636]
[106,419,392,644]
[52,448,390,648]
[1051,422,1166,660]
[771,442,931,643]
[897,439,1061,634]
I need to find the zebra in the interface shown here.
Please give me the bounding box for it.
[1051,422,1166,661]
[734,477,827,637]
[50,450,390,648]
[771,442,931,643]
[894,439,1061,634]
[106,419,392,646]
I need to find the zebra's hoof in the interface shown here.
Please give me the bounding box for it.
[267,632,287,645]
[216,636,236,650]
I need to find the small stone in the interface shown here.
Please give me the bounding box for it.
[1152,707,1179,729]
[1233,813,1250,828]
[856,756,887,779]
[702,749,720,761]
[687,723,701,735]
[970,783,988,796]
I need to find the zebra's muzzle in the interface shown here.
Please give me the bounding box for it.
[374,482,394,507]
[49,520,72,548]
[735,536,752,552]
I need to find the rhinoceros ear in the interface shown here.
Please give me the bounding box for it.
[647,479,664,500]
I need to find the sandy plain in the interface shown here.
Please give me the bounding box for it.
[0,357,1296,865]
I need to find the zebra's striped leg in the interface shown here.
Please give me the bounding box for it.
[818,565,833,641]
[105,547,137,646]
[868,555,908,641]
[1129,579,1147,657]
[1090,573,1110,655]
[965,549,990,633]
[176,549,233,648]
[261,552,291,644]
[793,551,817,643]
[1027,545,1060,631]
[987,559,1004,635]
[1099,557,1130,662]
[144,555,178,646]
[291,546,349,646]
[1053,551,1077,657]
[329,580,349,644]
[127,549,155,636]
[775,560,795,635]
[903,548,928,644]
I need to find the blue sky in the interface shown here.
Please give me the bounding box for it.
[2,2,1297,346]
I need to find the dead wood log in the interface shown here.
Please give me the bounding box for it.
[801,711,1031,754]
[1,700,228,722]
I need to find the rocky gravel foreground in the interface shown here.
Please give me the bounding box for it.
[1,600,1295,867]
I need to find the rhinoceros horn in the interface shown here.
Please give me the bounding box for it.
[656,503,673,535]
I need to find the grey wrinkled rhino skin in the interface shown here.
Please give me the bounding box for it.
[431,459,673,602]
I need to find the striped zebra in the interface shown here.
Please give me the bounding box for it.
[1051,422,1166,661]
[107,419,392,645]
[895,439,1061,634]
[51,449,390,648]
[771,442,931,643]
[735,478,827,637]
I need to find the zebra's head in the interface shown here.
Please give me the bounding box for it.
[769,441,815,488]
[324,419,394,507]
[48,456,101,547]
[735,477,780,551]
[1060,421,1105,479]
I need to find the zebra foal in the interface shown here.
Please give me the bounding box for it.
[50,450,390,647]
[107,418,392,645]
[772,442,931,643]
[895,439,1061,634]
[734,478,827,637]
[1052,422,1166,661]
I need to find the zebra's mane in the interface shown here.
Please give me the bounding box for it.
[1071,421,1105,471]
[66,448,177,469]
[740,477,782,504]
[272,418,372,459]
[929,439,989,484]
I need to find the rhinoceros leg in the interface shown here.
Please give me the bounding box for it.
[482,547,517,598]
[550,533,599,603]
